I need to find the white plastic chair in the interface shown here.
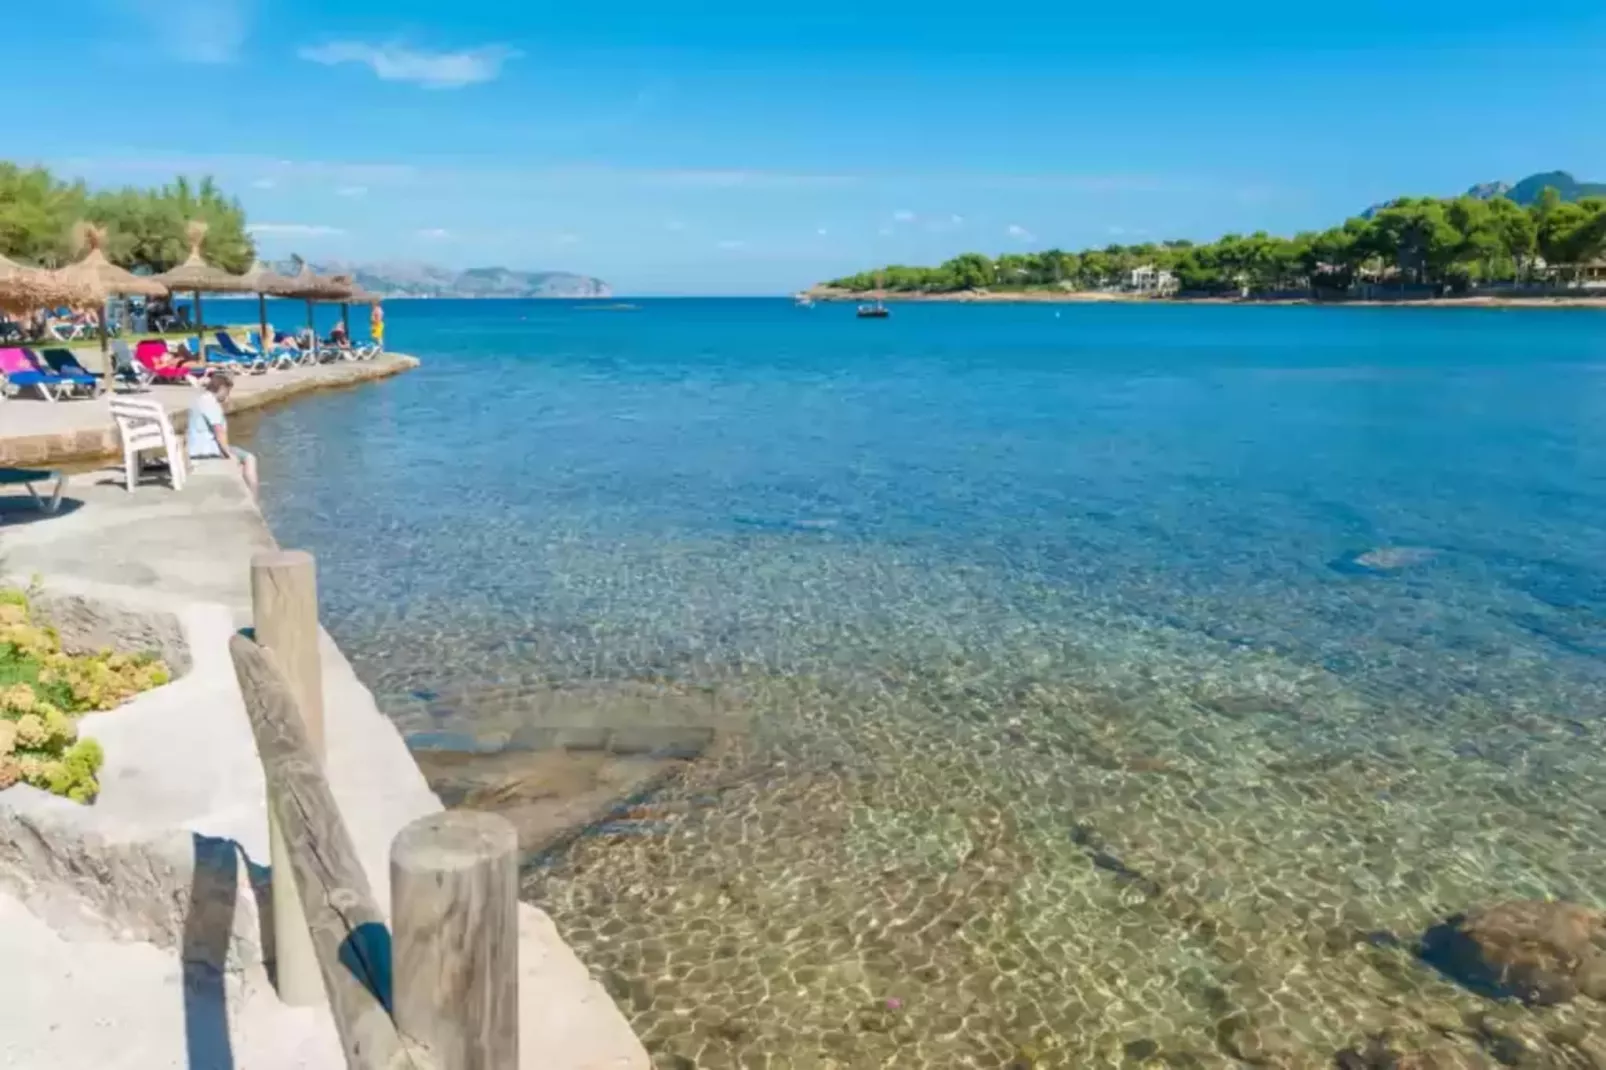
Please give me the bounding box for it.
[110,397,186,492]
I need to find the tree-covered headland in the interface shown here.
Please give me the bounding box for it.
[829,188,1606,297]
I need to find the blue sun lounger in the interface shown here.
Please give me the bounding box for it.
[37,348,103,396]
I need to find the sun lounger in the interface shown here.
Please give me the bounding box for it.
[244,331,303,370]
[0,468,68,514]
[134,340,209,385]
[0,347,76,401]
[210,331,272,373]
[109,397,186,492]
[33,348,101,396]
[273,331,322,367]
[110,340,154,390]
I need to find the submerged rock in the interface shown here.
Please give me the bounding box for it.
[1420,900,1606,1005]
[1332,546,1440,575]
[1334,1033,1498,1070]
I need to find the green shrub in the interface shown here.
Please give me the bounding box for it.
[0,590,171,803]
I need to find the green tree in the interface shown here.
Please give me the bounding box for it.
[0,160,254,271]
[0,163,88,264]
[940,252,995,290]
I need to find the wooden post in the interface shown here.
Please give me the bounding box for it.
[250,550,325,1006]
[391,812,519,1070]
[251,551,325,751]
[229,635,432,1070]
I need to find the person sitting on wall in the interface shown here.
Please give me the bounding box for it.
[185,371,259,497]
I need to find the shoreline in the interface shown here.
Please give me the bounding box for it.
[0,353,419,468]
[0,373,648,1068]
[807,287,1606,309]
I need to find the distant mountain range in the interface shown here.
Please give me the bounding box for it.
[275,260,611,299]
[1363,170,1606,218]
[1472,171,1606,204]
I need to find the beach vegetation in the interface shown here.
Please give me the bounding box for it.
[0,588,172,803]
[830,188,1606,298]
[0,161,253,273]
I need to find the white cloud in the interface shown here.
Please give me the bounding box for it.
[892,209,916,223]
[416,228,451,239]
[250,177,276,190]
[298,41,521,89]
[246,223,344,237]
[119,0,253,64]
[950,213,965,225]
[816,227,828,236]
[1007,223,1036,242]
[336,185,368,198]
[716,239,746,250]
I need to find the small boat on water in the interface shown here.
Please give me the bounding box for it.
[794,292,815,307]
[857,272,891,317]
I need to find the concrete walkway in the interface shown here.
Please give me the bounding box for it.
[0,355,417,467]
[0,460,647,1068]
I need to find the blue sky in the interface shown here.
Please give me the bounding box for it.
[12,1,1606,294]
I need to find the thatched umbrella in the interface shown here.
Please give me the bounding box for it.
[0,252,97,321]
[153,221,258,360]
[56,223,168,354]
[235,261,298,349]
[281,263,353,345]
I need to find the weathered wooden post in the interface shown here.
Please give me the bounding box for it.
[250,550,325,1006]
[391,812,520,1070]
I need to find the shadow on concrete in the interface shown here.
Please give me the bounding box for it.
[184,834,239,1070]
[0,495,84,526]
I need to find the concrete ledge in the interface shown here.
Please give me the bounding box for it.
[0,354,419,468]
[0,440,648,1068]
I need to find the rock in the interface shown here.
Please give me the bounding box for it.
[31,591,191,675]
[0,785,267,975]
[1335,1032,1499,1070]
[1331,546,1440,575]
[1215,1011,1296,1064]
[1421,900,1606,1006]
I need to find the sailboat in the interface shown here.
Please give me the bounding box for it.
[857,271,890,318]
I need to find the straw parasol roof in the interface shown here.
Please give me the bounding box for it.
[152,221,256,294]
[283,263,354,300]
[57,223,168,300]
[237,260,299,296]
[0,252,98,316]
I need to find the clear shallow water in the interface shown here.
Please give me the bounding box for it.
[241,299,1606,1068]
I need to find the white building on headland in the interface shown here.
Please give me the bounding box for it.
[1127,265,1178,295]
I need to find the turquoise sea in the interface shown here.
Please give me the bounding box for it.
[235,298,1606,1068]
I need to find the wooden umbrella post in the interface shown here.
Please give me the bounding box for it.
[195,289,204,361]
[259,293,269,351]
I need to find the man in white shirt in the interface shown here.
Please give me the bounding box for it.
[185,372,259,496]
